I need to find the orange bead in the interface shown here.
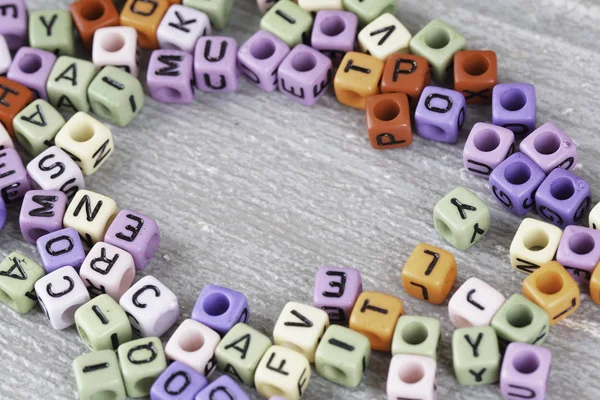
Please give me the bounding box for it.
[365,93,412,149]
[453,50,498,105]
[334,52,384,110]
[0,78,34,135]
[522,261,580,325]
[401,244,457,305]
[381,54,431,108]
[120,0,170,49]
[349,291,403,351]
[591,266,600,305]
[70,0,121,51]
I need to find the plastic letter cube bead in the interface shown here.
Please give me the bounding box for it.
[492,83,536,136]
[311,11,357,64]
[591,267,600,305]
[195,375,249,400]
[386,354,436,400]
[7,47,56,101]
[255,345,310,400]
[29,10,75,56]
[19,190,68,244]
[0,252,45,314]
[147,50,194,104]
[590,202,600,230]
[342,0,395,26]
[119,275,180,337]
[191,284,249,335]
[150,361,208,400]
[0,147,31,203]
[87,66,145,127]
[36,227,86,273]
[237,30,290,92]
[118,337,168,398]
[298,0,342,11]
[510,218,563,274]
[35,266,90,330]
[463,123,515,179]
[194,37,239,93]
[0,77,34,135]
[73,350,126,400]
[314,325,370,387]
[381,54,430,107]
[358,13,411,61]
[165,319,221,376]
[273,301,329,362]
[47,56,97,113]
[182,0,234,29]
[104,210,161,270]
[392,316,440,360]
[0,123,13,149]
[312,265,362,325]
[365,93,412,149]
[79,242,136,299]
[0,35,10,75]
[415,86,466,144]
[260,0,313,47]
[452,326,501,385]
[409,20,466,83]
[0,0,26,50]
[520,122,577,174]
[13,99,65,157]
[349,291,403,351]
[256,0,275,14]
[215,323,272,386]
[448,277,505,328]
[120,0,169,49]
[433,187,490,250]
[491,294,549,346]
[454,50,498,104]
[75,294,132,350]
[500,343,551,400]
[92,27,140,77]
[69,0,120,51]
[277,44,332,105]
[556,225,600,283]
[0,197,4,230]
[157,5,211,53]
[63,190,118,248]
[27,146,85,201]
[334,52,384,109]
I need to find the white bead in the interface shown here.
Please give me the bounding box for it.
[273,302,329,363]
[63,189,118,247]
[358,13,412,61]
[448,277,505,328]
[35,266,90,330]
[26,146,85,201]
[157,5,212,53]
[92,27,139,77]
[165,319,221,376]
[590,202,600,230]
[0,35,11,75]
[119,275,180,337]
[387,354,437,400]
[255,345,311,400]
[297,0,343,11]
[0,122,14,149]
[510,218,563,274]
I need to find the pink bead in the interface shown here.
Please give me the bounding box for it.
[7,47,56,100]
[237,30,290,92]
[0,147,31,204]
[448,277,506,328]
[92,27,139,77]
[387,354,437,400]
[194,36,239,93]
[165,319,221,376]
[147,49,195,104]
[157,5,211,53]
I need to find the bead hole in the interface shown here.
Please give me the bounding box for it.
[536,270,564,295]
[473,129,501,152]
[77,326,92,347]
[512,351,540,374]
[398,361,425,384]
[250,38,276,60]
[569,232,595,255]
[435,219,453,241]
[18,53,43,74]
[134,378,155,395]
[320,15,346,37]
[70,124,95,142]
[260,385,286,398]
[157,87,182,101]
[291,52,317,72]
[178,330,205,352]
[92,102,113,120]
[203,292,230,316]
[420,124,446,137]
[523,230,549,252]
[500,88,527,111]
[550,177,575,200]
[90,391,117,400]
[374,99,400,121]
[533,131,561,155]
[82,1,105,21]
[101,33,125,53]
[119,268,135,296]
[506,305,533,328]
[321,364,347,382]
[463,54,490,76]
[504,162,531,185]
[0,289,15,310]
[424,27,451,49]
[401,321,429,345]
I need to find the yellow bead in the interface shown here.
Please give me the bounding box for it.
[591,266,600,305]
[63,190,118,247]
[334,52,384,109]
[349,291,403,351]
[510,218,563,274]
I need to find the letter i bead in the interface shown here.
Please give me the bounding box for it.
[73,350,126,400]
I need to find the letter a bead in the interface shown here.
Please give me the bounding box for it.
[79,242,136,300]
[147,50,193,102]
[73,350,126,400]
[0,0,27,50]
[365,93,412,149]
[157,5,212,53]
[312,266,362,325]
[75,294,132,350]
[349,291,403,351]
[194,36,239,93]
[491,294,549,346]
[510,218,563,274]
[165,319,221,376]
[69,0,120,51]
[47,56,97,113]
[64,190,118,248]
[452,326,501,385]
[13,99,65,157]
[448,277,505,328]
[0,252,45,314]
[118,337,168,398]
[463,123,515,179]
[19,190,68,244]
[120,0,170,49]
[358,13,411,61]
[150,361,208,400]
[255,345,311,400]
[237,30,290,92]
[260,0,313,47]
[519,122,577,174]
[27,146,85,201]
[36,227,86,273]
[492,83,536,136]
[191,284,249,335]
[0,77,34,135]
[500,342,551,400]
[386,354,436,400]
[195,375,249,400]
[415,86,466,143]
[334,52,384,109]
[556,225,600,283]
[392,316,440,360]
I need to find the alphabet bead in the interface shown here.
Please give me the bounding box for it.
[392,316,440,361]
[448,277,505,328]
[453,50,498,104]
[69,0,120,51]
[414,86,466,144]
[64,190,118,248]
[255,345,311,400]
[491,294,549,346]
[590,202,600,230]
[0,147,31,203]
[520,122,577,174]
[492,83,536,136]
[119,275,180,337]
[386,354,436,400]
[365,92,412,149]
[75,294,132,350]
[13,99,65,156]
[311,11,357,64]
[342,0,395,26]
[358,13,411,61]
[409,20,466,82]
[27,146,85,201]
[157,5,211,53]
[556,225,600,283]
[0,0,27,50]
[37,227,86,273]
[0,122,13,149]
[79,242,136,300]
[183,0,234,29]
[256,0,275,14]
[150,361,208,400]
[237,30,290,92]
[195,375,249,400]
[380,54,430,107]
[433,187,490,250]
[191,284,249,336]
[312,265,362,325]
[7,47,56,101]
[73,350,126,400]
[194,37,239,93]
[120,0,170,49]
[92,27,140,77]
[463,123,515,179]
[29,10,75,56]
[260,0,313,47]
[334,52,384,109]
[35,266,91,330]
[165,319,221,376]
[0,197,5,230]
[510,218,563,274]
[0,252,45,314]
[298,0,342,11]
[0,77,34,135]
[349,291,403,351]
[590,265,600,305]
[47,56,97,113]
[452,326,500,385]
[147,49,194,104]
[500,343,551,400]
[118,337,168,398]
[20,190,68,244]
[0,35,10,75]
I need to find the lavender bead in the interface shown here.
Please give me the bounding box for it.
[519,122,577,174]
[312,266,362,325]
[535,168,591,229]
[492,83,536,136]
[414,86,466,143]
[0,197,5,231]
[0,147,31,204]
[238,30,290,92]
[500,342,551,400]
[7,47,57,100]
[19,190,68,244]
[194,375,249,400]
[191,284,249,335]
[150,361,208,400]
[194,36,239,93]
[463,123,515,178]
[147,49,195,104]
[311,11,358,65]
[0,0,27,50]
[36,227,86,273]
[556,225,600,283]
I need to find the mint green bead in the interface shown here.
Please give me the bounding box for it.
[391,316,441,360]
[452,326,501,385]
[75,294,132,351]
[87,66,144,127]
[29,10,75,56]
[0,252,45,314]
[491,294,549,346]
[183,0,234,29]
[73,350,126,400]
[47,56,97,113]
[315,325,370,387]
[343,0,395,26]
[260,0,313,47]
[117,337,167,398]
[13,99,65,156]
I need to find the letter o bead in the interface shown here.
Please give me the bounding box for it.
[120,0,170,49]
[147,49,195,104]
[510,218,563,275]
[19,190,68,244]
[0,252,45,314]
[492,83,536,136]
[118,337,168,398]
[165,319,221,376]
[452,326,501,385]
[36,227,86,273]
[415,86,466,144]
[366,93,412,149]
[150,361,208,400]
[255,345,311,400]
[463,123,515,179]
[73,350,126,400]
[79,242,136,300]
[349,291,403,351]
[386,354,436,400]
[195,375,249,400]
[448,277,505,328]
[519,122,577,174]
[500,342,551,400]
[237,30,290,92]
[334,52,384,109]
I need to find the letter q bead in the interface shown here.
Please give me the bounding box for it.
[387,354,436,400]
[500,342,551,400]
[165,319,221,376]
[448,277,505,328]
[79,242,136,300]
[463,123,515,179]
[255,345,311,400]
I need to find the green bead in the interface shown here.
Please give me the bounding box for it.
[343,0,395,26]
[314,325,370,387]
[452,326,501,385]
[391,316,440,360]
[29,10,75,56]
[13,99,65,156]
[0,252,45,314]
[47,56,97,113]
[215,322,272,387]
[182,0,234,29]
[491,294,549,346]
[409,20,466,82]
[73,350,126,400]
[117,337,167,398]
[87,66,144,127]
[260,0,313,47]
[75,294,132,351]
[433,186,490,250]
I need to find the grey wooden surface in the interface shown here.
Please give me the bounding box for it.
[1,0,600,399]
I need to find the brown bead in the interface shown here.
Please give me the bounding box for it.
[365,93,412,150]
[120,0,170,49]
[70,0,121,51]
[0,78,34,135]
[381,54,431,108]
[454,50,498,105]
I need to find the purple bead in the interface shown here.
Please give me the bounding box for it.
[489,153,546,217]
[0,197,5,230]
[104,210,160,270]
[0,0,27,50]
[194,375,249,400]
[311,11,358,65]
[36,227,86,273]
[191,284,249,335]
[463,122,515,178]
[194,36,239,93]
[7,47,57,100]
[414,86,466,143]
[237,30,290,92]
[312,266,362,325]
[19,190,68,244]
[556,225,600,284]
[0,147,31,204]
[150,361,208,400]
[519,122,577,174]
[500,342,551,400]
[147,49,195,104]
[535,168,591,229]
[492,83,536,137]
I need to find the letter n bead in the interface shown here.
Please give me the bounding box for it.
[334,52,384,109]
[0,77,35,135]
[64,190,118,248]
[147,49,195,104]
[196,375,249,400]
[448,277,505,328]
[453,50,498,104]
[312,266,362,325]
[165,319,221,376]
[255,345,311,400]
[237,30,290,92]
[194,36,239,93]
[463,123,515,179]
[491,294,549,346]
[415,86,466,144]
[191,284,249,335]
[73,350,126,400]
[452,326,501,385]
[118,337,168,398]
[75,294,132,350]
[492,83,536,136]
[510,218,563,274]
[386,354,436,400]
[157,5,212,53]
[13,99,65,157]
[27,146,85,201]
[36,227,86,273]
[500,343,551,400]
[380,54,430,107]
[556,225,600,283]
[69,0,120,51]
[79,242,136,300]
[365,93,412,149]
[520,122,577,174]
[260,0,313,47]
[19,190,68,244]
[150,361,208,400]
[120,0,170,49]
[349,291,403,351]
[0,252,45,314]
